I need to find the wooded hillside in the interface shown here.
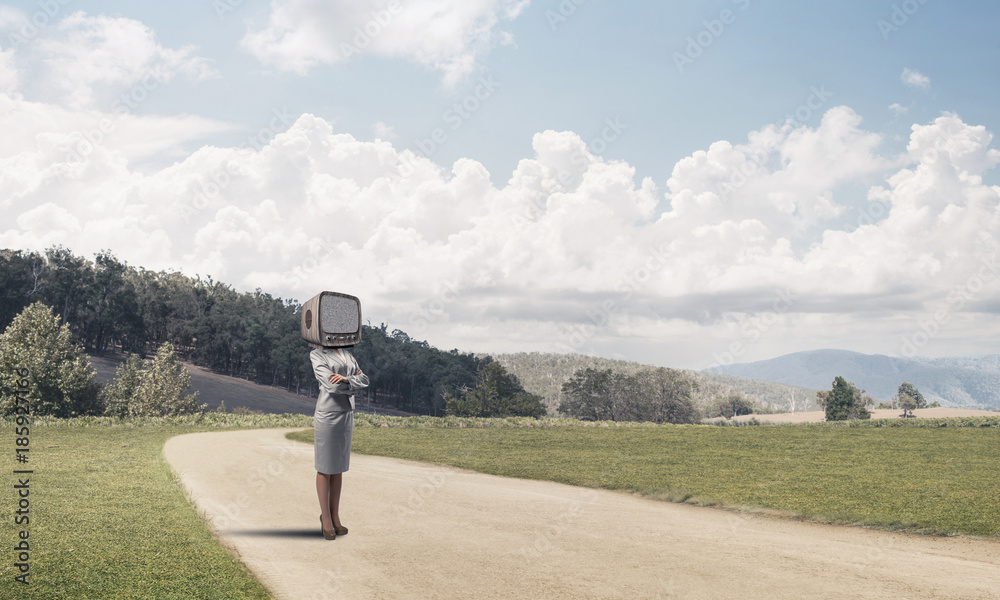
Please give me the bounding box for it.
[0,247,484,415]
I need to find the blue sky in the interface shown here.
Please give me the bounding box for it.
[51,0,990,180]
[1,0,999,369]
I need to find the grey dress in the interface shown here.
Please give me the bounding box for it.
[310,348,369,474]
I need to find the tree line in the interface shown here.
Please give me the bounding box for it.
[0,247,494,416]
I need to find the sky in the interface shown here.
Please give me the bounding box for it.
[1,0,999,370]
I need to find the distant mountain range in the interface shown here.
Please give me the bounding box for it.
[704,349,1000,409]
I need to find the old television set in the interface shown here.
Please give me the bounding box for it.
[301,291,362,348]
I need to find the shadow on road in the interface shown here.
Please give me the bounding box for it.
[218,528,324,539]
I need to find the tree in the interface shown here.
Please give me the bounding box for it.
[446,361,545,418]
[896,392,918,418]
[560,366,699,424]
[0,249,45,330]
[852,387,877,413]
[894,382,926,417]
[0,302,102,417]
[84,251,143,354]
[821,376,871,421]
[710,393,755,420]
[124,343,206,417]
[629,368,700,424]
[40,246,92,329]
[559,368,616,421]
[101,354,145,418]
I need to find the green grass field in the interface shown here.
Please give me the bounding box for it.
[292,418,1000,537]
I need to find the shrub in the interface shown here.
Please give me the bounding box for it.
[820,376,871,421]
[102,354,145,418]
[446,362,546,418]
[103,343,206,417]
[707,393,756,419]
[0,302,102,417]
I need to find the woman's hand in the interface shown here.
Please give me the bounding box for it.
[329,369,362,385]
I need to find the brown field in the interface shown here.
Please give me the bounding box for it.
[718,407,1000,424]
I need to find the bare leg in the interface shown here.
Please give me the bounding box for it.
[330,473,344,528]
[316,472,334,532]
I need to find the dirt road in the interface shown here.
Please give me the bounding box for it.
[163,429,1000,600]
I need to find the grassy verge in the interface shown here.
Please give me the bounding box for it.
[0,414,311,600]
[291,418,1000,537]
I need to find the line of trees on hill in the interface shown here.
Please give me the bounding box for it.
[0,247,494,416]
[0,300,549,419]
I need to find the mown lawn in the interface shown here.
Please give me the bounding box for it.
[289,421,1000,537]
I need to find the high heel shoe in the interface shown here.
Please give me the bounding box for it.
[320,516,336,540]
[321,514,348,536]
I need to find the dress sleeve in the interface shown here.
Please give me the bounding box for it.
[344,351,370,392]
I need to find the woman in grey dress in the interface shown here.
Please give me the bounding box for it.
[311,346,369,540]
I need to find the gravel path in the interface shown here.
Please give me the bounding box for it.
[163,428,1000,600]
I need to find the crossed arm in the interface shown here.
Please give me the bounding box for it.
[311,351,370,394]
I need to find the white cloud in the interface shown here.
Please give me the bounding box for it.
[372,121,396,141]
[1,108,998,367]
[901,68,931,90]
[241,0,528,85]
[0,6,26,29]
[662,107,888,242]
[0,12,228,165]
[888,103,907,117]
[12,12,217,109]
[0,93,240,164]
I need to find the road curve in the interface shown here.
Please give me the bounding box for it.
[163,428,1000,600]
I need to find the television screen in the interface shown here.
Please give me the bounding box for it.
[301,291,362,347]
